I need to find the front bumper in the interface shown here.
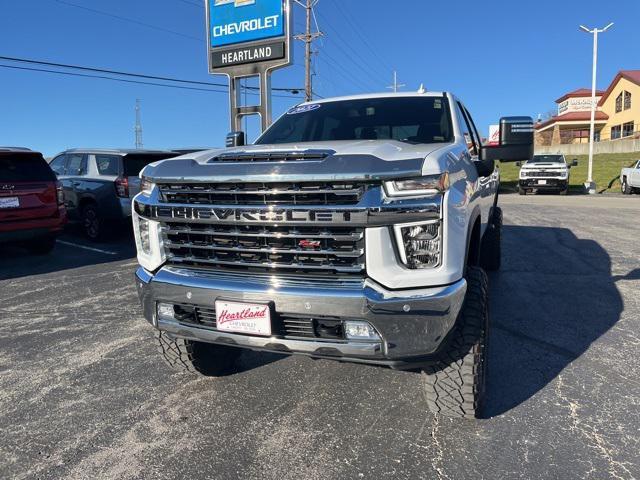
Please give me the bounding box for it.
[519,178,568,190]
[135,266,466,367]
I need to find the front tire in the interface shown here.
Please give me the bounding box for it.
[480,207,502,272]
[157,331,242,376]
[621,178,632,195]
[422,267,489,419]
[518,186,527,195]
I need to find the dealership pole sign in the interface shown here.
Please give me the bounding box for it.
[206,0,292,132]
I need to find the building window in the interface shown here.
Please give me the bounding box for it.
[624,91,632,110]
[616,92,623,113]
[623,122,635,138]
[611,125,622,139]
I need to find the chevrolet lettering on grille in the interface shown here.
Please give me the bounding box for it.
[152,206,365,224]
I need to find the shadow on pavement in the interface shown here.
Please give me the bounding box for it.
[484,225,625,417]
[0,224,136,281]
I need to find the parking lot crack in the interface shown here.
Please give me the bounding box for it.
[555,375,634,480]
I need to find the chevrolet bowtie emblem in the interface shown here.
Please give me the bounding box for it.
[214,0,255,6]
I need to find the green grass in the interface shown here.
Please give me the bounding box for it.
[497,152,640,194]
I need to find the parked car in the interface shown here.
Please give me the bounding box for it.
[620,159,640,194]
[49,149,178,240]
[131,92,533,419]
[517,154,578,195]
[0,148,67,254]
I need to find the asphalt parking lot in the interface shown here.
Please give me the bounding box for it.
[1,195,639,480]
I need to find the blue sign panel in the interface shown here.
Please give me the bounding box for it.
[210,0,285,48]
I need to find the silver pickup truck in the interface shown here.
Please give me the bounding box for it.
[621,159,640,194]
[132,92,533,419]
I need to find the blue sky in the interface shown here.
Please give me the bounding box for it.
[1,0,638,156]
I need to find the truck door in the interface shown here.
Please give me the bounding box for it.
[633,160,640,186]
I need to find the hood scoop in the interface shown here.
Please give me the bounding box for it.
[209,149,335,163]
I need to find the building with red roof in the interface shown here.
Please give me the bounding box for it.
[536,70,640,146]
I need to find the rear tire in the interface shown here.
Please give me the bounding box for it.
[480,207,502,272]
[157,331,242,377]
[422,267,489,419]
[25,236,56,255]
[81,203,102,241]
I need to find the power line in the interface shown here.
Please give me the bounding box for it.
[0,63,302,99]
[328,0,394,74]
[0,55,302,93]
[53,0,204,42]
[314,10,387,87]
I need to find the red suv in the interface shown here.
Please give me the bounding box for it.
[0,148,67,254]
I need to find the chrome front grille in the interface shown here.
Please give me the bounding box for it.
[527,171,563,178]
[158,182,369,206]
[162,223,365,274]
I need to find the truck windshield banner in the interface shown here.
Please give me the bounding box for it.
[210,0,285,48]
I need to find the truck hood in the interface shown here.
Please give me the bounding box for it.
[143,140,451,183]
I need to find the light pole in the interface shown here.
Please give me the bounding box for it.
[579,22,613,194]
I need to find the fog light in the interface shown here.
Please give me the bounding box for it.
[157,303,175,321]
[344,321,380,341]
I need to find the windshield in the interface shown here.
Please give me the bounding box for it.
[256,97,453,145]
[528,155,565,164]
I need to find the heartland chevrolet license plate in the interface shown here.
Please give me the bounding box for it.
[0,197,19,209]
[538,180,547,185]
[215,301,272,336]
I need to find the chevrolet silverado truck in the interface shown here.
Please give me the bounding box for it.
[621,159,640,194]
[132,93,533,419]
[517,154,578,195]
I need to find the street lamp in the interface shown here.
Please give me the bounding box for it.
[579,22,614,194]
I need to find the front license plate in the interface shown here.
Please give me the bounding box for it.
[0,197,19,209]
[215,301,272,336]
[538,180,547,185]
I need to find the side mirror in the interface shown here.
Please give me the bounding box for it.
[226,131,245,148]
[474,159,495,177]
[515,161,522,167]
[571,159,578,167]
[481,116,534,163]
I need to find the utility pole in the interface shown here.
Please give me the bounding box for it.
[579,22,613,194]
[135,99,143,150]
[386,71,405,93]
[294,0,322,102]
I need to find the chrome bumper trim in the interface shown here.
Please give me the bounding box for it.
[135,267,466,361]
[159,319,382,358]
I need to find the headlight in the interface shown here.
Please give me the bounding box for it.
[140,176,155,195]
[520,171,528,178]
[394,220,442,269]
[385,173,449,197]
[133,212,165,271]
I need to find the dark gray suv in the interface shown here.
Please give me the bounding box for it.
[49,149,178,240]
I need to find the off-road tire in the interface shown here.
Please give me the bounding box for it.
[25,236,57,255]
[518,186,526,195]
[480,207,502,272]
[422,267,489,419]
[157,331,242,376]
[621,178,632,195]
[81,203,103,241]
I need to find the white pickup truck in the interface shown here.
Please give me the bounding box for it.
[132,92,533,419]
[621,159,640,194]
